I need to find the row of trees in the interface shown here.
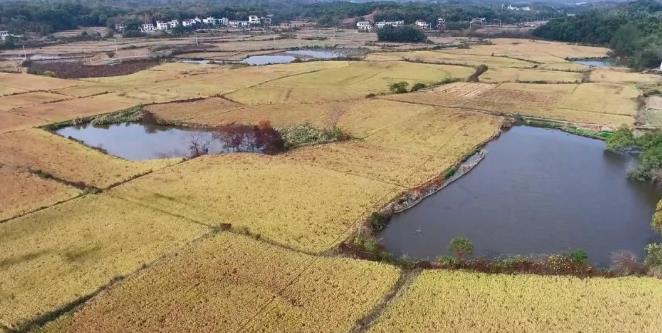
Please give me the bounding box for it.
[0,0,568,37]
[533,0,662,70]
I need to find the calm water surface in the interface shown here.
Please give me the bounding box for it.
[381,126,661,266]
[56,122,268,160]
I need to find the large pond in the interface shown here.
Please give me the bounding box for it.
[55,122,282,160]
[242,49,351,65]
[380,126,661,267]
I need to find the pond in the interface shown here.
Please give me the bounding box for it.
[573,59,615,68]
[55,122,283,160]
[380,126,661,267]
[242,49,351,65]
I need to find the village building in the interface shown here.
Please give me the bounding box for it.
[168,20,180,29]
[248,15,260,25]
[156,21,170,31]
[437,18,447,31]
[114,24,125,32]
[415,20,430,30]
[0,31,9,41]
[375,20,404,29]
[356,21,373,32]
[141,23,156,33]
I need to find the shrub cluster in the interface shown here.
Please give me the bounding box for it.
[377,26,428,43]
[606,127,662,181]
[277,123,349,149]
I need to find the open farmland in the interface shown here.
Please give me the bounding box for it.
[0,195,209,330]
[368,270,662,332]
[0,129,178,189]
[39,233,400,333]
[0,28,660,333]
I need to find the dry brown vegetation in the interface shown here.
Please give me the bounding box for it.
[0,166,80,221]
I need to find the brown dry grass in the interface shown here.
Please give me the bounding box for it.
[0,166,80,221]
[0,113,44,134]
[0,73,80,96]
[0,129,178,188]
[0,195,209,330]
[0,92,70,112]
[39,233,400,333]
[480,67,583,83]
[11,94,140,122]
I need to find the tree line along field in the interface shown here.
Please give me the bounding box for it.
[1,38,661,332]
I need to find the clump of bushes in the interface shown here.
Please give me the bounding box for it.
[369,212,391,232]
[89,106,145,127]
[377,25,428,43]
[389,81,410,94]
[606,127,662,181]
[277,123,349,149]
[645,243,662,278]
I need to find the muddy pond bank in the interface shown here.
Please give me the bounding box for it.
[380,126,661,267]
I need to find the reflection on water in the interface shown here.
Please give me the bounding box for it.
[381,126,661,266]
[55,122,282,160]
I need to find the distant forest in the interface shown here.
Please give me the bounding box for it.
[533,0,662,69]
[0,0,565,34]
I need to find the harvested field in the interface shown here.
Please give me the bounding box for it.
[0,73,80,95]
[368,270,662,333]
[84,62,346,103]
[0,129,178,189]
[386,82,636,127]
[480,67,584,83]
[0,92,70,112]
[11,94,139,122]
[39,233,400,333]
[0,113,45,134]
[26,59,160,79]
[366,50,536,68]
[443,38,609,64]
[0,195,209,330]
[227,61,474,105]
[0,166,80,221]
[110,154,402,253]
[590,68,661,84]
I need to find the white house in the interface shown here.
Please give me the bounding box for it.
[156,21,169,31]
[141,23,156,32]
[248,15,260,25]
[437,18,446,30]
[182,19,198,27]
[114,24,125,32]
[219,17,229,26]
[0,31,8,41]
[168,20,180,29]
[415,20,430,30]
[375,20,404,29]
[356,21,373,32]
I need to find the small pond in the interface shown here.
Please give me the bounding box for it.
[380,126,661,267]
[242,49,351,66]
[573,59,615,68]
[55,122,282,160]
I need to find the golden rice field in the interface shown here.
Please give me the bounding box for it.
[110,154,402,253]
[0,36,660,332]
[0,195,209,330]
[39,233,401,333]
[0,129,178,189]
[368,270,662,333]
[226,61,474,105]
[0,166,80,221]
[387,81,637,127]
